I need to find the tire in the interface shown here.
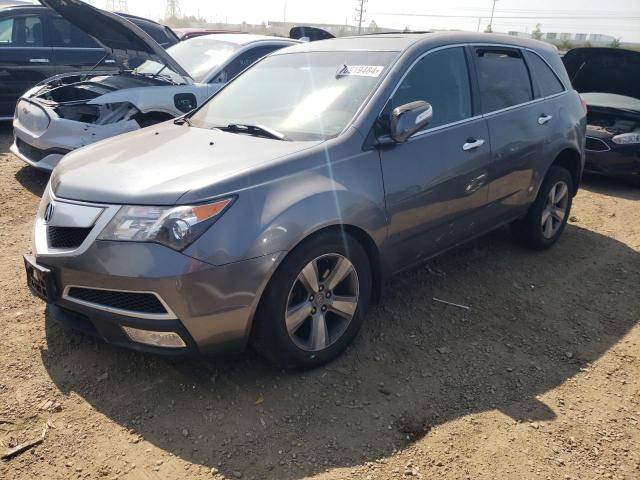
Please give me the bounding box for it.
[511,165,574,250]
[253,231,372,369]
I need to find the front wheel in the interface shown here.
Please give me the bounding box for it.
[511,165,574,250]
[253,231,372,368]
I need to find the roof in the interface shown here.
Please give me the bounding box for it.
[192,33,298,46]
[276,31,558,55]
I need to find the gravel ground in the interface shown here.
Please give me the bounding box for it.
[1,123,639,480]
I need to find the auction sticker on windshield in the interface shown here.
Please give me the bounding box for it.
[336,65,384,77]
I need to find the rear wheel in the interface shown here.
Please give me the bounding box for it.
[511,166,573,250]
[254,231,371,368]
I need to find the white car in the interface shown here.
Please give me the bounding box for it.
[11,0,299,171]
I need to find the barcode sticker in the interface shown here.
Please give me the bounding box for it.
[336,65,384,77]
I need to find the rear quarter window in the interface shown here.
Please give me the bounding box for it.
[475,48,533,112]
[524,50,565,98]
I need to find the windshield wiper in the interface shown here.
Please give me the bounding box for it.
[174,116,192,126]
[216,123,289,141]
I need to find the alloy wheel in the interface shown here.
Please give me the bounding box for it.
[285,254,359,352]
[541,180,569,239]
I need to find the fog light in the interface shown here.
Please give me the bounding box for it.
[122,326,186,348]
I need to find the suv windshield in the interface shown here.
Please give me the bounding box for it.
[189,50,398,141]
[135,37,239,83]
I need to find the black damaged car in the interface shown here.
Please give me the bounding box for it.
[563,47,640,182]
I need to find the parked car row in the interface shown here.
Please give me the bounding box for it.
[0,0,179,119]
[19,0,589,368]
[7,0,636,367]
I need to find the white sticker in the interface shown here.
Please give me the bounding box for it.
[336,65,384,77]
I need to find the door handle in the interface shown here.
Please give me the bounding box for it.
[465,173,488,194]
[538,114,553,125]
[104,59,116,64]
[462,138,485,151]
[29,58,50,63]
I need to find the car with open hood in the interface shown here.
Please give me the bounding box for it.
[24,32,585,367]
[563,47,640,181]
[11,0,300,171]
[0,1,178,120]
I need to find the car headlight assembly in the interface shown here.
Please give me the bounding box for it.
[611,132,640,145]
[98,197,235,250]
[16,99,50,136]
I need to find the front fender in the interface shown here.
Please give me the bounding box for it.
[183,147,388,267]
[88,84,210,115]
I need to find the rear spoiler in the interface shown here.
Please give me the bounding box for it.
[289,26,334,42]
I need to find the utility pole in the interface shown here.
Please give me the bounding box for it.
[488,0,498,33]
[165,0,181,19]
[354,0,367,34]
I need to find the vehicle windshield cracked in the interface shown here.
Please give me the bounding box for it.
[189,51,398,141]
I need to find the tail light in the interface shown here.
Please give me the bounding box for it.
[579,95,588,114]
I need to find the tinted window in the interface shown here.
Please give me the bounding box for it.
[475,48,533,112]
[390,47,472,129]
[525,50,564,98]
[0,15,44,47]
[50,16,99,48]
[222,45,285,81]
[136,22,172,47]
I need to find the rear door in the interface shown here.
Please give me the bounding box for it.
[472,46,550,224]
[47,13,118,75]
[378,46,492,270]
[0,11,55,118]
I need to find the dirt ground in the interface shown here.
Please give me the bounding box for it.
[0,122,638,480]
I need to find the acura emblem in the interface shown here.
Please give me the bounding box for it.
[43,203,54,223]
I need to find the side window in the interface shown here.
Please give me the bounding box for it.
[50,16,99,48]
[390,46,472,130]
[220,45,284,82]
[0,15,44,47]
[475,48,533,112]
[524,50,565,98]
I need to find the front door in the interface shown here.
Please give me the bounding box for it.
[378,46,492,272]
[0,13,55,118]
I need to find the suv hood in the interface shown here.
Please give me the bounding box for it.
[50,123,322,205]
[40,0,192,82]
[563,48,640,100]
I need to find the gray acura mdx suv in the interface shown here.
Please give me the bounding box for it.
[25,32,586,367]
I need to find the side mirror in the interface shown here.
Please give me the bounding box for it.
[390,101,433,143]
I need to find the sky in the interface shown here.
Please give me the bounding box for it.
[94,0,640,42]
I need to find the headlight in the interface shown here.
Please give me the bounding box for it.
[16,100,50,136]
[612,132,640,145]
[98,198,234,250]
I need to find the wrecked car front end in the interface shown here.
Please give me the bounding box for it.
[12,73,159,171]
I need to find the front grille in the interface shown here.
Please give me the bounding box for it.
[66,287,168,315]
[16,138,70,162]
[585,136,610,152]
[47,226,93,249]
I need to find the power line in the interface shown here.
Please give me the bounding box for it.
[371,12,640,20]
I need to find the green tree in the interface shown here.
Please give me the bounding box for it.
[484,24,493,33]
[531,24,543,40]
[559,39,574,51]
[368,20,379,33]
[609,38,621,48]
[581,41,593,48]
